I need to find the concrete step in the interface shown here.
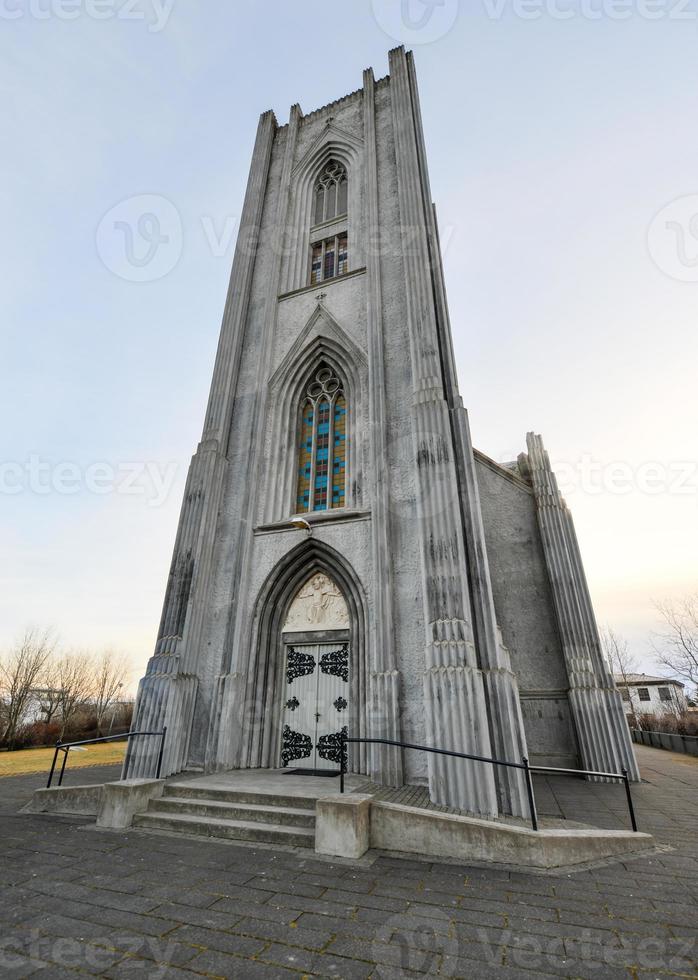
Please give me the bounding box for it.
[132,810,315,848]
[163,783,318,811]
[149,796,316,829]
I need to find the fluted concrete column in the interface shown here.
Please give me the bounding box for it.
[525,433,640,782]
[363,67,403,788]
[126,110,277,779]
[206,105,303,772]
[400,49,530,816]
[390,47,498,817]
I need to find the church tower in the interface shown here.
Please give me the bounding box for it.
[126,48,638,818]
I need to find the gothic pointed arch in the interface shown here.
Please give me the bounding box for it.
[295,363,347,513]
[282,124,364,293]
[263,304,367,523]
[312,158,348,227]
[239,539,370,775]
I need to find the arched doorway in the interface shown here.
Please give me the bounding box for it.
[280,573,350,771]
[239,540,370,776]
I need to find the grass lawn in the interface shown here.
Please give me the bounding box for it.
[0,741,126,777]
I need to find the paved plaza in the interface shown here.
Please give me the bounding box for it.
[0,745,696,979]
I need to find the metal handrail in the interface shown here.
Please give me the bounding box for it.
[46,727,167,788]
[338,734,637,833]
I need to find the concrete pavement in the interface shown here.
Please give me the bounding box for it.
[0,746,695,978]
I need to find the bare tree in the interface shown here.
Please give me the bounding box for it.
[602,627,639,728]
[56,652,93,738]
[36,657,63,724]
[91,651,130,733]
[0,628,55,747]
[653,594,698,696]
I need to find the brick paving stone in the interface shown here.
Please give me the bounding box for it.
[297,871,377,892]
[103,957,200,979]
[137,883,220,908]
[260,891,361,916]
[247,875,334,899]
[230,915,334,950]
[2,957,76,980]
[186,947,299,977]
[320,888,409,912]
[148,900,242,932]
[440,957,560,979]
[353,906,406,924]
[0,747,696,978]
[168,922,269,957]
[294,911,388,941]
[259,941,375,977]
[74,872,146,895]
[1,928,124,974]
[326,935,439,969]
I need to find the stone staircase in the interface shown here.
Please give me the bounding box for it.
[132,782,317,848]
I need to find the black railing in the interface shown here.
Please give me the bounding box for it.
[338,734,638,833]
[46,728,167,789]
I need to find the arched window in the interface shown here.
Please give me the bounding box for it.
[310,160,349,286]
[296,365,347,514]
[313,160,347,225]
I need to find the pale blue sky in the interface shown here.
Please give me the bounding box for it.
[3,1,697,689]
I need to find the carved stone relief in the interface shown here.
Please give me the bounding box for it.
[282,573,349,632]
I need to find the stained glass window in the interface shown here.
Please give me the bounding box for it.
[296,403,314,512]
[295,367,347,515]
[337,234,348,276]
[332,394,346,508]
[309,233,348,286]
[310,243,323,285]
[323,239,336,281]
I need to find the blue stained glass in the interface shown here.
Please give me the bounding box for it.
[297,372,347,515]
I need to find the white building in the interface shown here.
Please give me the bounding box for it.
[615,674,687,718]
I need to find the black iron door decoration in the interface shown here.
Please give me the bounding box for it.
[286,647,316,684]
[281,725,313,767]
[319,644,349,682]
[317,725,348,764]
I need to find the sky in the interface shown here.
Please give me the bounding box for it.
[3,0,697,692]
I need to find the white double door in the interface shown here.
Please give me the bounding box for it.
[281,640,349,771]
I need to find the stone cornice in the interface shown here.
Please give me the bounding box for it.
[278,266,366,302]
[254,509,372,536]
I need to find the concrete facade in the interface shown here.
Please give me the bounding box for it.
[127,48,638,818]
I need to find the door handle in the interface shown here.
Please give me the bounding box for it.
[315,712,321,721]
